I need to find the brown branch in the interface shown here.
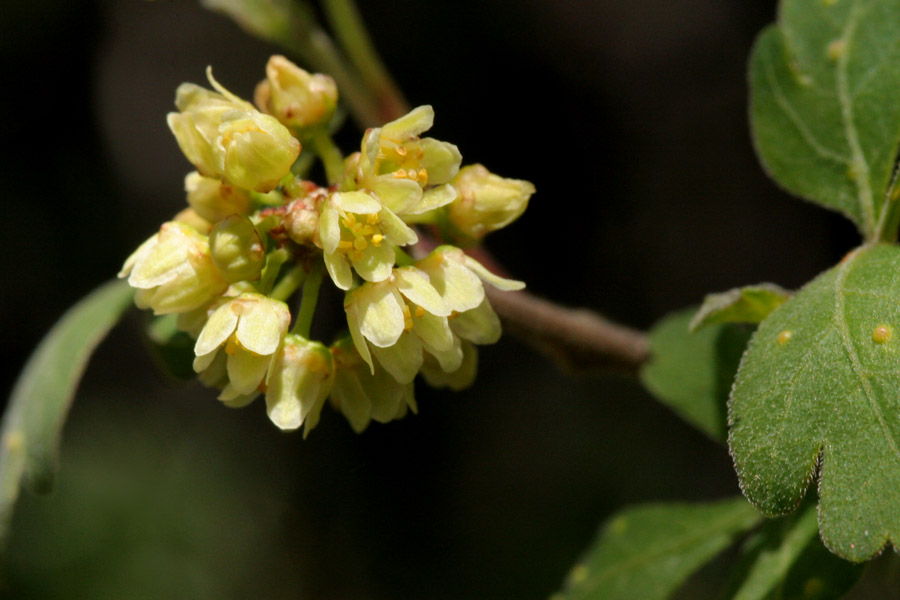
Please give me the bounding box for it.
[485,287,650,374]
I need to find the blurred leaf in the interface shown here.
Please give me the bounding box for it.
[0,280,133,549]
[750,0,900,239]
[144,314,196,381]
[641,308,752,441]
[553,498,762,600]
[730,244,900,561]
[690,284,791,332]
[201,0,319,58]
[730,502,863,600]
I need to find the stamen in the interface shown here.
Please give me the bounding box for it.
[393,169,408,179]
[371,234,384,246]
[366,213,379,225]
[417,169,428,184]
[354,236,368,251]
[414,306,426,318]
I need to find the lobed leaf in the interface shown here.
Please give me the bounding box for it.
[641,309,753,441]
[552,498,762,600]
[750,0,900,239]
[0,280,134,549]
[690,284,791,332]
[730,243,900,561]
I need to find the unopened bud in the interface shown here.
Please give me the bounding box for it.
[284,198,320,245]
[173,207,213,234]
[447,164,535,242]
[209,215,266,283]
[262,55,338,130]
[185,172,253,223]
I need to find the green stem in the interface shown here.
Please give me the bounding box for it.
[394,246,415,267]
[874,166,900,243]
[292,264,324,338]
[311,129,346,186]
[270,265,307,302]
[321,0,409,121]
[257,248,291,295]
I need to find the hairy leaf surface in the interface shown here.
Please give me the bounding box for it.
[642,309,752,441]
[553,498,761,600]
[750,0,900,238]
[730,244,900,560]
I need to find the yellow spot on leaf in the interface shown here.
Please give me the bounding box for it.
[3,431,23,453]
[873,325,892,344]
[827,39,845,61]
[777,330,793,345]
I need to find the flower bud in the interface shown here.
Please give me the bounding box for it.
[447,164,535,242]
[209,215,266,283]
[219,111,301,192]
[185,171,253,223]
[173,207,214,234]
[119,222,228,315]
[284,198,320,245]
[167,69,301,192]
[261,55,338,130]
[265,335,334,434]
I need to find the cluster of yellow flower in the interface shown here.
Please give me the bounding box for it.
[119,56,535,435]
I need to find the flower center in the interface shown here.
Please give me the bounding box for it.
[336,212,384,262]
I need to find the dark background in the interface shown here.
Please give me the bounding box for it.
[1,0,888,598]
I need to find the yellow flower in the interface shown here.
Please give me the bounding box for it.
[447,164,535,242]
[353,106,462,217]
[184,171,253,223]
[265,334,334,435]
[343,266,452,383]
[193,292,291,396]
[329,337,416,433]
[119,222,228,315]
[167,68,300,192]
[317,190,417,289]
[259,55,338,130]
[209,215,266,283]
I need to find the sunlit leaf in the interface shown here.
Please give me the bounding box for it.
[730,243,900,561]
[553,498,762,600]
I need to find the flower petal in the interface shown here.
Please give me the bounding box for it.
[194,302,239,357]
[418,138,462,185]
[332,190,382,214]
[451,298,502,345]
[371,332,423,384]
[235,297,290,355]
[394,267,450,317]
[318,201,341,254]
[324,250,354,290]
[422,332,463,373]
[369,176,422,214]
[331,371,373,433]
[378,207,418,247]
[413,311,454,353]
[463,256,525,291]
[345,301,374,372]
[381,105,434,141]
[226,350,271,394]
[410,183,457,214]
[354,284,405,348]
[351,241,394,282]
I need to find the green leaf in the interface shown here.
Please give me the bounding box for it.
[731,501,863,600]
[0,280,134,548]
[730,243,900,561]
[690,284,791,332]
[553,498,762,600]
[750,0,900,240]
[144,314,197,381]
[641,309,753,441]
